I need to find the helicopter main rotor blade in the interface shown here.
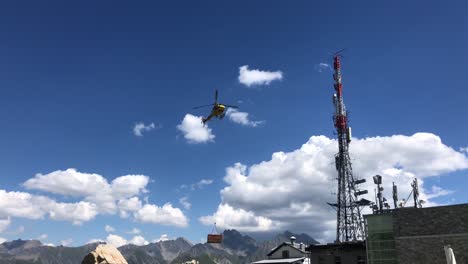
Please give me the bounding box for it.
[193,104,215,109]
[215,89,218,104]
[223,104,238,109]
[333,48,346,56]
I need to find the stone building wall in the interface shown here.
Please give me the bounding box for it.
[395,235,468,264]
[393,204,468,264]
[393,204,468,236]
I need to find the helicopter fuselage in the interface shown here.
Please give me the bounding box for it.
[202,104,226,124]
[211,104,226,116]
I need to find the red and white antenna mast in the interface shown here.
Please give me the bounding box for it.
[330,55,367,242]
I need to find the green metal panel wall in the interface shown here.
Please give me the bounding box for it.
[365,214,397,264]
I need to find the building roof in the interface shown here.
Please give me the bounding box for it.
[363,203,468,219]
[252,257,307,264]
[267,242,306,256]
[305,241,365,252]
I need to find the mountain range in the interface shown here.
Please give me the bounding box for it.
[0,230,318,264]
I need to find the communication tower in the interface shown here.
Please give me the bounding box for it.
[330,55,368,242]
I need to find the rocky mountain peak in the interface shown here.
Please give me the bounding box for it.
[279,230,319,245]
[221,229,257,255]
[0,239,42,253]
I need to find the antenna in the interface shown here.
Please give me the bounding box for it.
[392,182,398,209]
[330,48,346,57]
[374,188,378,213]
[411,178,421,208]
[373,175,384,213]
[401,178,422,208]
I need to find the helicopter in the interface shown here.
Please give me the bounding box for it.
[193,90,238,125]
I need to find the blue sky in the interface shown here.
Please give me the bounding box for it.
[0,0,467,246]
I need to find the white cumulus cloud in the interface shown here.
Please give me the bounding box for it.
[226,108,265,127]
[315,62,332,73]
[179,197,191,210]
[133,122,160,137]
[238,65,283,87]
[111,175,149,200]
[0,169,188,228]
[14,226,24,235]
[60,238,73,246]
[0,217,10,233]
[105,225,115,233]
[0,190,97,225]
[37,234,48,240]
[24,169,110,198]
[134,203,189,227]
[177,114,215,144]
[425,185,454,200]
[154,234,170,243]
[0,190,48,219]
[49,201,98,225]
[199,204,282,232]
[24,169,149,202]
[129,235,149,246]
[23,169,150,216]
[118,197,143,218]
[191,179,213,190]
[106,234,127,248]
[87,238,104,244]
[128,228,141,235]
[201,133,468,242]
[104,234,149,247]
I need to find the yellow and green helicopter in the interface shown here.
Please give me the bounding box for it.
[193,90,238,125]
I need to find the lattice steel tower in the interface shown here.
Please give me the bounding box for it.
[330,55,367,242]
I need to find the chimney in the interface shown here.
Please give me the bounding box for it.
[290,236,296,246]
[299,242,304,251]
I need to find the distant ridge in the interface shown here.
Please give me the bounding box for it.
[0,239,101,264]
[0,230,318,264]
